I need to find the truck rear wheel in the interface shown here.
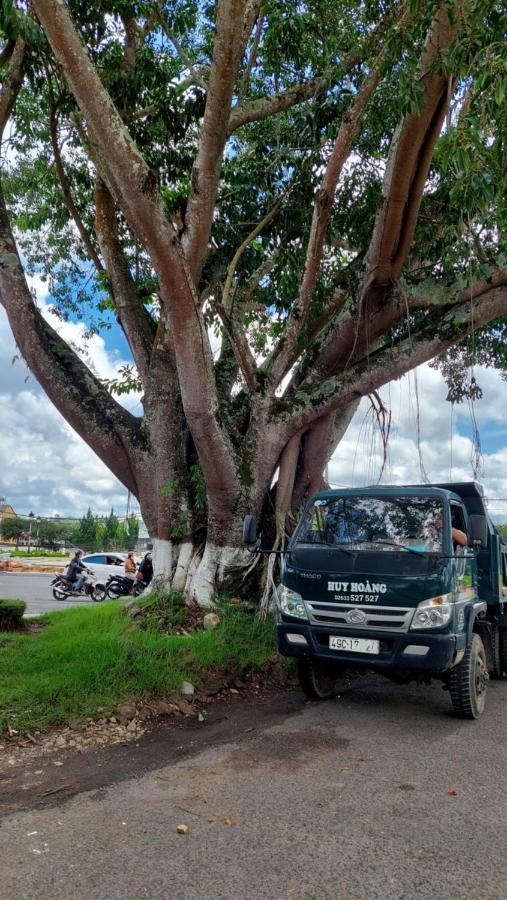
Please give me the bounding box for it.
[490,628,504,679]
[297,658,339,700]
[450,634,488,719]
[499,629,507,677]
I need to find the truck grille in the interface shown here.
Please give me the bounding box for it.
[305,601,413,632]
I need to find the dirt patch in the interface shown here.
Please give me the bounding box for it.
[226,726,350,772]
[0,620,46,635]
[0,690,306,818]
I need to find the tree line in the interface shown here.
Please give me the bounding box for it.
[0,508,140,551]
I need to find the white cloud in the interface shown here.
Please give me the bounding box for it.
[329,364,507,522]
[0,301,137,518]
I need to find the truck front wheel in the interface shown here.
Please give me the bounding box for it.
[450,634,488,719]
[297,658,339,700]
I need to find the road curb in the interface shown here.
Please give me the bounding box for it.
[0,572,53,577]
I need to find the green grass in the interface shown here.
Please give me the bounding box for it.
[9,549,68,558]
[0,601,276,736]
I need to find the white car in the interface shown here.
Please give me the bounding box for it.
[80,552,134,581]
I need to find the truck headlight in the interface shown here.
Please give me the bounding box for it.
[410,594,453,630]
[280,587,308,620]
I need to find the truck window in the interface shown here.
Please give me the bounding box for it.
[295,496,444,552]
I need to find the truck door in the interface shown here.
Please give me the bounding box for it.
[450,501,474,599]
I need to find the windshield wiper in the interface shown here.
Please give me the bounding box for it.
[368,539,424,557]
[297,541,354,555]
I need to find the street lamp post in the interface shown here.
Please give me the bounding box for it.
[36,516,41,550]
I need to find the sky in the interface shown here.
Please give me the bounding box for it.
[1,283,507,524]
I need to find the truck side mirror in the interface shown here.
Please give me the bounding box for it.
[243,515,259,550]
[468,514,488,549]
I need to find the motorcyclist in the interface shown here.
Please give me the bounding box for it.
[66,549,87,591]
[137,552,153,586]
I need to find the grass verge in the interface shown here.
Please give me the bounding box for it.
[0,600,276,736]
[9,550,68,558]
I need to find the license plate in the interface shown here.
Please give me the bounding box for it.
[329,636,380,655]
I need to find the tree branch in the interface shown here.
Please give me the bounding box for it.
[267,43,392,387]
[182,0,247,283]
[211,298,257,391]
[0,38,24,137]
[238,5,264,104]
[32,0,240,502]
[365,5,460,293]
[228,76,329,133]
[282,278,507,433]
[222,195,283,312]
[154,4,207,89]
[94,180,155,385]
[49,98,104,274]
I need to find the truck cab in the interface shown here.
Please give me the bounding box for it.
[246,482,507,719]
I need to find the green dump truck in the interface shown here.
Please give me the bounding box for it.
[244,482,507,718]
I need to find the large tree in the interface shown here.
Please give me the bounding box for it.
[0,0,505,603]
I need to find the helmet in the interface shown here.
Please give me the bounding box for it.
[127,550,135,558]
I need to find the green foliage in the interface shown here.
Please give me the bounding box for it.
[0,599,26,629]
[0,601,276,735]
[0,516,29,545]
[190,463,207,511]
[104,507,120,543]
[74,507,97,549]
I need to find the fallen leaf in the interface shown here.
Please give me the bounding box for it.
[447,790,459,797]
[176,824,189,834]
[224,817,234,826]
[197,712,205,722]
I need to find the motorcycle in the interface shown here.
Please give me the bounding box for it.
[51,568,107,603]
[105,574,147,599]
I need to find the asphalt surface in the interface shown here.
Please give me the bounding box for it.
[1,676,506,899]
[0,573,94,614]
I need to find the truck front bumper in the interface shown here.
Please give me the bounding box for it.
[277,621,464,673]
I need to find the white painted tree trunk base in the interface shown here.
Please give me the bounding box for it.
[188,543,255,607]
[151,538,173,588]
[172,541,194,593]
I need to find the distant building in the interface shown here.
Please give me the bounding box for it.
[0,500,17,523]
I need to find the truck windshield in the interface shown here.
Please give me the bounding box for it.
[295,496,444,553]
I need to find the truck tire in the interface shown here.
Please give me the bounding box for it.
[499,629,507,677]
[297,658,339,700]
[490,627,504,679]
[450,634,488,719]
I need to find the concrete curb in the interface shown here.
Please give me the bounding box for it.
[0,572,53,577]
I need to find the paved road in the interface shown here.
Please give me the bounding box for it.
[0,573,94,614]
[1,676,506,899]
